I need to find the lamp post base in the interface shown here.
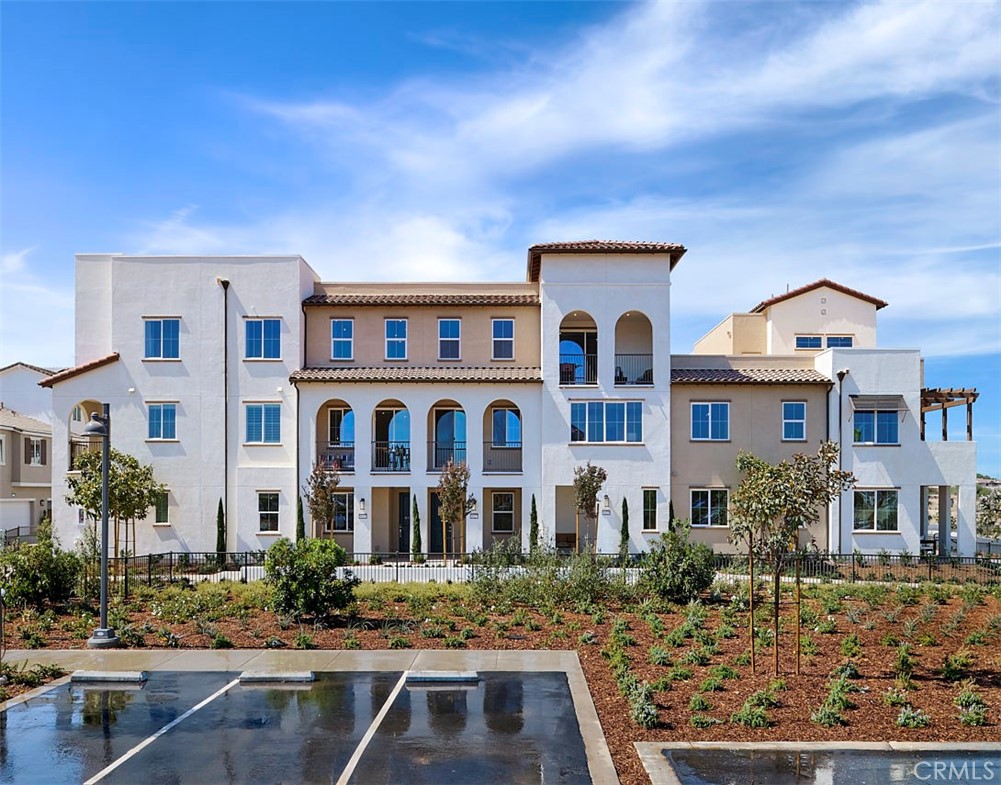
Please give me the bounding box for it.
[87,628,120,649]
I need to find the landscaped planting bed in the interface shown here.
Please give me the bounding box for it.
[5,578,1000,785]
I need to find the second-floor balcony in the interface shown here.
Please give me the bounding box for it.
[615,354,653,386]
[317,442,355,472]
[483,441,522,472]
[559,353,597,385]
[428,441,467,471]
[372,440,411,472]
[69,440,100,471]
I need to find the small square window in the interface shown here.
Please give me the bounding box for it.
[853,489,898,531]
[438,319,461,360]
[144,318,180,359]
[246,403,281,444]
[148,403,177,440]
[246,318,281,359]
[691,488,728,527]
[691,402,729,441]
[853,410,898,445]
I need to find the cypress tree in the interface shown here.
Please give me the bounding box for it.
[411,495,422,559]
[216,499,226,555]
[296,495,306,542]
[619,497,630,561]
[529,494,539,554]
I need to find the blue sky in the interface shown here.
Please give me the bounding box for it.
[1,1,999,473]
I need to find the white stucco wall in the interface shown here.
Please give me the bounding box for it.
[538,253,672,553]
[0,366,55,425]
[766,287,878,354]
[816,349,977,556]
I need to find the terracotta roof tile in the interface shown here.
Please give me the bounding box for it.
[304,293,539,307]
[671,368,831,384]
[39,353,120,388]
[751,279,888,313]
[527,240,687,281]
[291,366,542,384]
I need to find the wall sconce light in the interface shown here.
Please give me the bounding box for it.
[358,497,366,512]
[603,495,610,509]
[470,498,477,514]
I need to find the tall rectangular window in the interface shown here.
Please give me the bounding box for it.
[246,403,281,444]
[328,408,354,445]
[691,402,729,441]
[27,437,44,466]
[492,492,515,533]
[331,319,354,360]
[258,492,279,532]
[144,318,180,359]
[826,336,853,348]
[385,319,407,360]
[691,489,728,527]
[642,489,657,531]
[0,435,5,465]
[154,491,169,524]
[782,401,806,441]
[853,489,898,531]
[438,319,461,360]
[492,319,514,360]
[492,408,521,447]
[795,335,822,350]
[853,410,899,445]
[327,491,354,532]
[148,403,177,440]
[246,318,281,359]
[569,401,642,443]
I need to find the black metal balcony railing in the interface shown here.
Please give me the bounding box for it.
[559,353,597,385]
[429,441,467,470]
[615,354,653,385]
[483,441,522,472]
[317,442,355,472]
[372,440,411,472]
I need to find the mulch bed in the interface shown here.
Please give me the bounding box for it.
[6,587,1001,785]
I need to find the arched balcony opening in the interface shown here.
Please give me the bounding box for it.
[372,400,410,472]
[317,399,355,472]
[483,400,522,473]
[428,400,466,471]
[614,311,653,386]
[68,399,104,471]
[559,311,597,385]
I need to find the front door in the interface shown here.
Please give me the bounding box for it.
[397,491,410,554]
[428,493,453,556]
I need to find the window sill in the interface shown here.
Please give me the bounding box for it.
[781,438,808,443]
[146,439,180,444]
[691,525,730,529]
[325,530,354,535]
[690,439,731,443]
[437,358,462,363]
[568,442,645,447]
[384,358,409,363]
[243,442,283,447]
[152,522,172,528]
[143,358,181,363]
[852,443,900,447]
[851,529,901,534]
[244,358,282,363]
[329,358,355,363]
[641,528,658,533]
[491,530,516,535]
[491,357,515,362]
[257,531,281,536]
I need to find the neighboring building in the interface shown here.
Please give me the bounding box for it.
[0,361,60,425]
[683,279,978,556]
[43,253,979,557]
[0,406,52,533]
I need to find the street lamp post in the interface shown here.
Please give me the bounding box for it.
[86,403,119,649]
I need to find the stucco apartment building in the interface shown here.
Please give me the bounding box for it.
[42,246,978,557]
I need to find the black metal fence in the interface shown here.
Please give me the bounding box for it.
[2,526,36,547]
[78,547,1001,598]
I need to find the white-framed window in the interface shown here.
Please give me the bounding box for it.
[154,491,169,524]
[795,335,822,350]
[148,403,177,440]
[246,318,281,359]
[385,319,407,360]
[691,488,728,527]
[72,406,83,422]
[492,491,515,533]
[258,492,279,532]
[642,489,657,531]
[328,407,354,445]
[826,336,853,348]
[853,410,899,445]
[246,403,281,444]
[570,401,642,443]
[144,317,180,359]
[26,437,44,466]
[691,402,729,441]
[491,408,522,447]
[853,489,898,531]
[331,319,354,360]
[492,319,514,360]
[438,318,461,360]
[325,491,354,533]
[0,434,5,465]
[782,401,806,441]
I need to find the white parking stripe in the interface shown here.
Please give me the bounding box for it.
[83,677,241,785]
[334,671,408,785]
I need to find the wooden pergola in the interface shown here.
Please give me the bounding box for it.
[920,387,979,441]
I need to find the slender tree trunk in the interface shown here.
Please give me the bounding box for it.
[773,563,780,676]
[748,540,756,675]
[575,509,580,554]
[795,554,802,676]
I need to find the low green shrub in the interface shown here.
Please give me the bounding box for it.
[637,523,715,604]
[690,713,721,729]
[731,702,769,728]
[689,694,713,712]
[265,538,357,621]
[896,706,931,728]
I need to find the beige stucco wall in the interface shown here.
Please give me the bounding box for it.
[765,287,878,354]
[671,381,831,552]
[693,313,766,355]
[304,298,540,367]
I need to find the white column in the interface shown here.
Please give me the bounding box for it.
[957,483,976,557]
[353,484,373,554]
[938,485,952,556]
[466,485,483,553]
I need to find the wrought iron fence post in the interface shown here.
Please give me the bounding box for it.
[850,552,856,583]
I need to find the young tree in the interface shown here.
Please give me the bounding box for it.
[216,499,226,555]
[529,493,539,555]
[65,448,166,556]
[302,462,341,537]
[573,461,607,553]
[729,441,855,675]
[436,459,475,556]
[619,497,630,561]
[411,494,423,560]
[296,496,306,542]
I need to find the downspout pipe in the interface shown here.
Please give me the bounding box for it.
[217,277,230,550]
[835,369,849,554]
